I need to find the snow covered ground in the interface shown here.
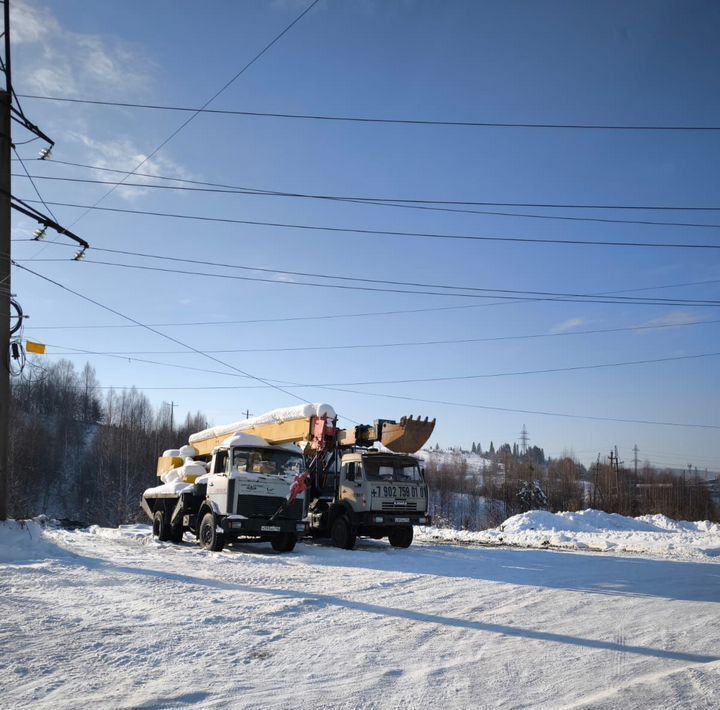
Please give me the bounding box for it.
[2,516,719,709]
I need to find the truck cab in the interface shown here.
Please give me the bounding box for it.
[199,435,307,550]
[307,450,430,549]
[142,432,307,553]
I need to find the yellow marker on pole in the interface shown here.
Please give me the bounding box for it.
[25,340,46,355]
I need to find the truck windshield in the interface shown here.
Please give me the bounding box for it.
[362,457,422,482]
[232,448,304,477]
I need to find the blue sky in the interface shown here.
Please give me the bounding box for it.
[9,0,720,471]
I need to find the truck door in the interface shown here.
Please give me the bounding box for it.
[339,462,363,511]
[207,449,230,514]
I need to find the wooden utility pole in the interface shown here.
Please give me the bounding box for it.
[0,0,12,521]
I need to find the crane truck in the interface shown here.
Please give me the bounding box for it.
[141,403,435,552]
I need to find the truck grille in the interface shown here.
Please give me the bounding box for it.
[236,495,303,520]
[381,501,418,512]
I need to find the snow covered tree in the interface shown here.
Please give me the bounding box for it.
[517,480,548,512]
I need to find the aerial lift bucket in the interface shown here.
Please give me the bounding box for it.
[378,416,436,453]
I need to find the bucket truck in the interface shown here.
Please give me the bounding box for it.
[141,404,435,552]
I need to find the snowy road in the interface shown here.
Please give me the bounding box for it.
[2,524,719,709]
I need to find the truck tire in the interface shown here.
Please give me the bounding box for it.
[271,533,297,553]
[388,526,413,548]
[199,512,224,552]
[153,510,171,542]
[169,521,184,544]
[331,516,356,550]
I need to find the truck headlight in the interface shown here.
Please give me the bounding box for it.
[296,523,306,532]
[374,516,384,523]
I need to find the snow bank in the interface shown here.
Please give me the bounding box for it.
[417,508,720,561]
[0,519,68,562]
[189,403,336,445]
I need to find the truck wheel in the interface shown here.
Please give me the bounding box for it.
[271,533,297,553]
[388,526,413,548]
[331,516,356,550]
[153,510,171,542]
[169,521,184,544]
[199,512,224,552]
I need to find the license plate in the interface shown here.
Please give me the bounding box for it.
[395,517,410,523]
[261,525,281,532]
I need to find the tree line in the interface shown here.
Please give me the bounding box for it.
[8,359,206,526]
[425,445,717,530]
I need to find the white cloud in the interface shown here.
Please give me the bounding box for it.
[551,317,585,334]
[639,311,704,331]
[64,132,195,201]
[272,273,297,283]
[12,0,157,98]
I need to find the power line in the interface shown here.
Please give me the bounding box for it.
[18,241,720,304]
[11,262,319,408]
[13,197,720,251]
[65,0,320,229]
[22,302,500,330]
[12,149,58,222]
[27,347,720,431]
[16,93,720,132]
[16,257,720,306]
[306,351,720,387]
[42,318,720,355]
[312,385,720,431]
[14,171,720,213]
[22,159,720,230]
[34,338,720,389]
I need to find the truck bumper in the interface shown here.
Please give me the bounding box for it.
[353,512,431,527]
[222,517,306,536]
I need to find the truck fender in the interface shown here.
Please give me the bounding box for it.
[201,498,221,516]
[196,501,222,537]
[169,498,185,525]
[140,496,155,522]
[328,502,353,527]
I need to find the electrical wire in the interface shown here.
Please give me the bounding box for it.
[13,197,720,251]
[14,171,720,212]
[65,0,320,229]
[11,261,318,408]
[41,343,720,386]
[29,345,720,430]
[16,257,720,306]
[16,93,720,131]
[12,148,59,222]
[42,317,720,355]
[18,241,720,303]
[21,158,720,230]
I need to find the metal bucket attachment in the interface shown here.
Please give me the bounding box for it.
[379,415,435,453]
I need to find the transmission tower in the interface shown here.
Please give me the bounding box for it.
[519,425,530,456]
[633,444,639,476]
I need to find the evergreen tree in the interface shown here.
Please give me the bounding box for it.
[471,442,477,454]
[489,441,495,455]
